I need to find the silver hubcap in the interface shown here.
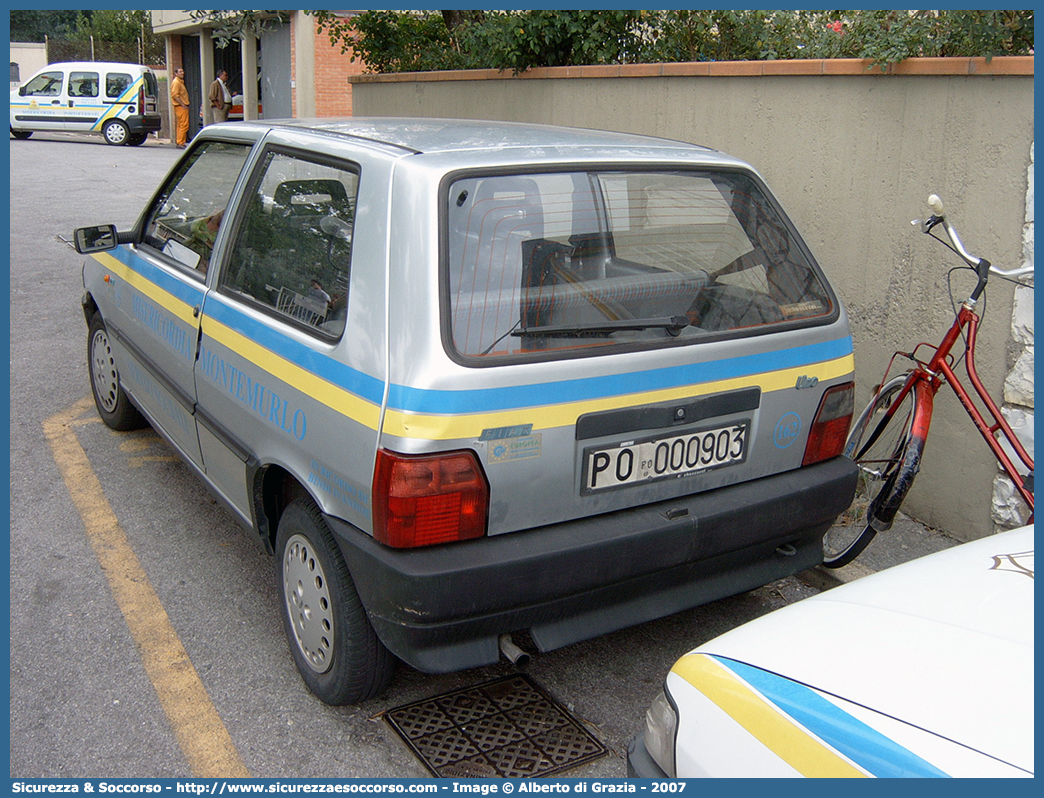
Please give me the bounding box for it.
[283,534,335,674]
[91,329,120,413]
[106,123,126,144]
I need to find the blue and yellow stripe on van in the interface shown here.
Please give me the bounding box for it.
[672,653,950,778]
[93,248,854,442]
[90,74,146,132]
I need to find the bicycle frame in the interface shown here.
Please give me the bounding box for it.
[827,195,1033,569]
[883,299,1034,516]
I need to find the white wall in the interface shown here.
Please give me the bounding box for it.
[10,43,48,87]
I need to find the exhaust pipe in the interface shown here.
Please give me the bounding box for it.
[498,634,530,668]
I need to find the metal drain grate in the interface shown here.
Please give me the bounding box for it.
[385,674,609,778]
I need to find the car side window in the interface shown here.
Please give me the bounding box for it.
[22,71,64,96]
[221,150,357,338]
[141,141,253,277]
[106,73,132,98]
[70,72,99,98]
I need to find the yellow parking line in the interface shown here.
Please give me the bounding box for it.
[43,397,250,778]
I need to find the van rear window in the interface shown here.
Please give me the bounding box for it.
[445,170,834,360]
[143,72,158,99]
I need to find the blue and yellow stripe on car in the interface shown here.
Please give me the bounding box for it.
[95,248,203,327]
[93,248,855,442]
[90,75,145,132]
[672,653,950,778]
[207,293,853,441]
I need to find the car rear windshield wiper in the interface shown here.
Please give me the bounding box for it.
[513,316,691,338]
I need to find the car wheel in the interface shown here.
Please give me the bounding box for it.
[276,497,395,705]
[102,120,129,145]
[10,128,32,140]
[88,313,147,431]
[127,133,148,146]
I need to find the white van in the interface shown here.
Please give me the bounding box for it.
[10,61,161,145]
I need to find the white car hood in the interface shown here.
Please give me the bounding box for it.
[696,526,1034,772]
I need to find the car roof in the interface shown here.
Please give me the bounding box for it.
[39,61,151,72]
[231,116,730,161]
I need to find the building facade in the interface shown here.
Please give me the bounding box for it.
[150,11,367,140]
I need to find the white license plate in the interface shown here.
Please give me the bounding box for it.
[583,422,749,492]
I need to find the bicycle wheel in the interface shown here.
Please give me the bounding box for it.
[823,375,926,568]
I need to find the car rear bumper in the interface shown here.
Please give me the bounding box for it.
[127,114,161,134]
[329,457,857,673]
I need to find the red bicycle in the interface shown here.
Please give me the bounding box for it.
[824,194,1034,568]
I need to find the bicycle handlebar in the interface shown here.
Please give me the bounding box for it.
[917,194,1034,279]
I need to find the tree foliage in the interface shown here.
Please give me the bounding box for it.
[70,10,162,52]
[10,10,82,43]
[11,9,162,48]
[187,10,290,49]
[308,9,1033,74]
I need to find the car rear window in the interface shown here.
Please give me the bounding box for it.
[445,169,834,360]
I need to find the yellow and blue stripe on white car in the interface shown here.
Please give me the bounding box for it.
[89,74,147,132]
[671,653,950,778]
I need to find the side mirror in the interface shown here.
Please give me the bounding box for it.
[74,224,119,254]
[18,87,26,96]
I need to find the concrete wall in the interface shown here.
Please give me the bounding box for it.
[10,43,48,86]
[350,58,1034,541]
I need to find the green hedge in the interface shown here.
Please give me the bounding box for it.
[311,10,1034,74]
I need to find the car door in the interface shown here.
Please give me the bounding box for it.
[194,141,372,528]
[11,68,67,130]
[113,137,255,468]
[64,68,101,133]
[95,69,137,133]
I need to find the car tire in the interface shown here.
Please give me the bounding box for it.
[10,128,32,140]
[127,133,148,146]
[276,497,396,705]
[88,313,147,431]
[102,120,129,146]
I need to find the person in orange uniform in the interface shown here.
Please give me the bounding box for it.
[170,67,190,148]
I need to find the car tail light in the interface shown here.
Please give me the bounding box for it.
[372,449,489,548]
[138,85,145,111]
[803,382,854,466]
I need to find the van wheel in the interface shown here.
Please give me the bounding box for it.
[88,313,147,431]
[127,133,148,146]
[276,497,395,705]
[102,120,129,145]
[10,129,32,140]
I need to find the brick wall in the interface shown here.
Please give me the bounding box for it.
[312,26,367,117]
[168,36,184,72]
[289,16,297,118]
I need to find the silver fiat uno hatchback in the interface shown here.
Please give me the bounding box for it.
[76,118,856,704]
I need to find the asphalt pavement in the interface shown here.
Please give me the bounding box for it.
[802,515,962,591]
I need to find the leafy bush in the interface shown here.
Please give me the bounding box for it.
[309,9,1033,74]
